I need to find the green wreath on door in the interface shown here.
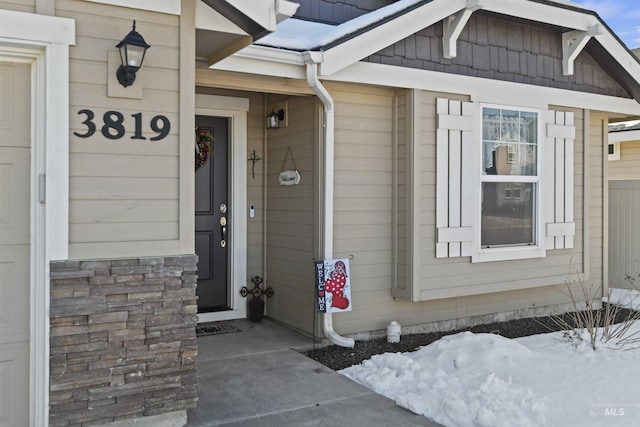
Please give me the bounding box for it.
[195,126,214,170]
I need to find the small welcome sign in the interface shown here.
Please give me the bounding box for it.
[279,146,301,186]
[314,258,352,313]
[278,169,300,186]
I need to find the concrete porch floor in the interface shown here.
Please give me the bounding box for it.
[186,318,444,427]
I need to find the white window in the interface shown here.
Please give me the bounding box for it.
[435,99,575,262]
[481,106,539,248]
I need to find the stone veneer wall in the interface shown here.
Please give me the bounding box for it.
[49,255,199,426]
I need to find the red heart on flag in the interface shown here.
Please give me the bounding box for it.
[331,293,349,309]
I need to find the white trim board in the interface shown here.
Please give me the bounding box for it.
[83,0,181,15]
[0,10,74,45]
[195,94,249,322]
[327,62,640,116]
[609,129,640,143]
[0,10,75,427]
[213,53,640,116]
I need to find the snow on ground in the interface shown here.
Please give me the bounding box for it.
[340,289,640,427]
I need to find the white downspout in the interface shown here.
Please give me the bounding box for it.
[305,58,355,348]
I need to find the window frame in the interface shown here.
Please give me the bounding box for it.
[474,103,546,262]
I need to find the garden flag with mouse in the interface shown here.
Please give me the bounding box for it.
[314,259,352,313]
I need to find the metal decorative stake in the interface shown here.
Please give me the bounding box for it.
[247,150,262,179]
[240,276,273,322]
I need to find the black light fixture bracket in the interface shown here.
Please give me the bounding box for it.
[116,66,137,88]
[272,109,285,121]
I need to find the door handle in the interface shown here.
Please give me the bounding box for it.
[220,216,227,247]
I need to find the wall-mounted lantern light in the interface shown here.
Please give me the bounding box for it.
[116,20,150,88]
[266,109,285,129]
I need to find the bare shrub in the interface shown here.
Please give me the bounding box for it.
[552,274,640,351]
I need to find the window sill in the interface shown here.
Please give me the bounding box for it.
[472,245,546,263]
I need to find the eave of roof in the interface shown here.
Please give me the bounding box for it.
[257,0,594,52]
[219,0,640,104]
[610,123,640,133]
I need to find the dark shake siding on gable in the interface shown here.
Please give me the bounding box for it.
[291,2,636,99]
[364,13,630,98]
[294,0,396,24]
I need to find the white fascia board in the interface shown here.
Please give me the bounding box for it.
[609,129,640,143]
[594,31,640,88]
[277,0,300,24]
[211,55,307,80]
[320,0,466,75]
[326,62,640,116]
[0,9,75,45]
[226,0,276,32]
[83,0,180,15]
[210,45,308,79]
[234,45,309,66]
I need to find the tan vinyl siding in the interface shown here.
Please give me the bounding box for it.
[246,95,266,278]
[589,113,606,292]
[331,88,604,336]
[608,140,640,180]
[58,0,181,259]
[392,90,408,298]
[0,0,34,12]
[325,82,396,334]
[265,95,317,334]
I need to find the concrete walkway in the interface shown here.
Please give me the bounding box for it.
[187,318,444,427]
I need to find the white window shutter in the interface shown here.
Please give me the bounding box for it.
[543,110,576,249]
[436,98,477,258]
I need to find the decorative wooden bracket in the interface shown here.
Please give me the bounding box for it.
[562,24,603,76]
[443,0,484,59]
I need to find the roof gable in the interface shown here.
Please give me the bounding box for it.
[245,0,640,104]
[257,0,639,74]
[363,11,632,100]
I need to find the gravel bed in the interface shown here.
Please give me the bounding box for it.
[302,308,636,371]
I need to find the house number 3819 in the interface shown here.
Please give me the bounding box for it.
[74,109,170,141]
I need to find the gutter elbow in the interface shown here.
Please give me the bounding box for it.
[323,311,355,348]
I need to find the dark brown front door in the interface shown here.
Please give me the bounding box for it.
[195,115,229,312]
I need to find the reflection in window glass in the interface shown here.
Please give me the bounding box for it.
[482,108,537,176]
[481,182,536,247]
